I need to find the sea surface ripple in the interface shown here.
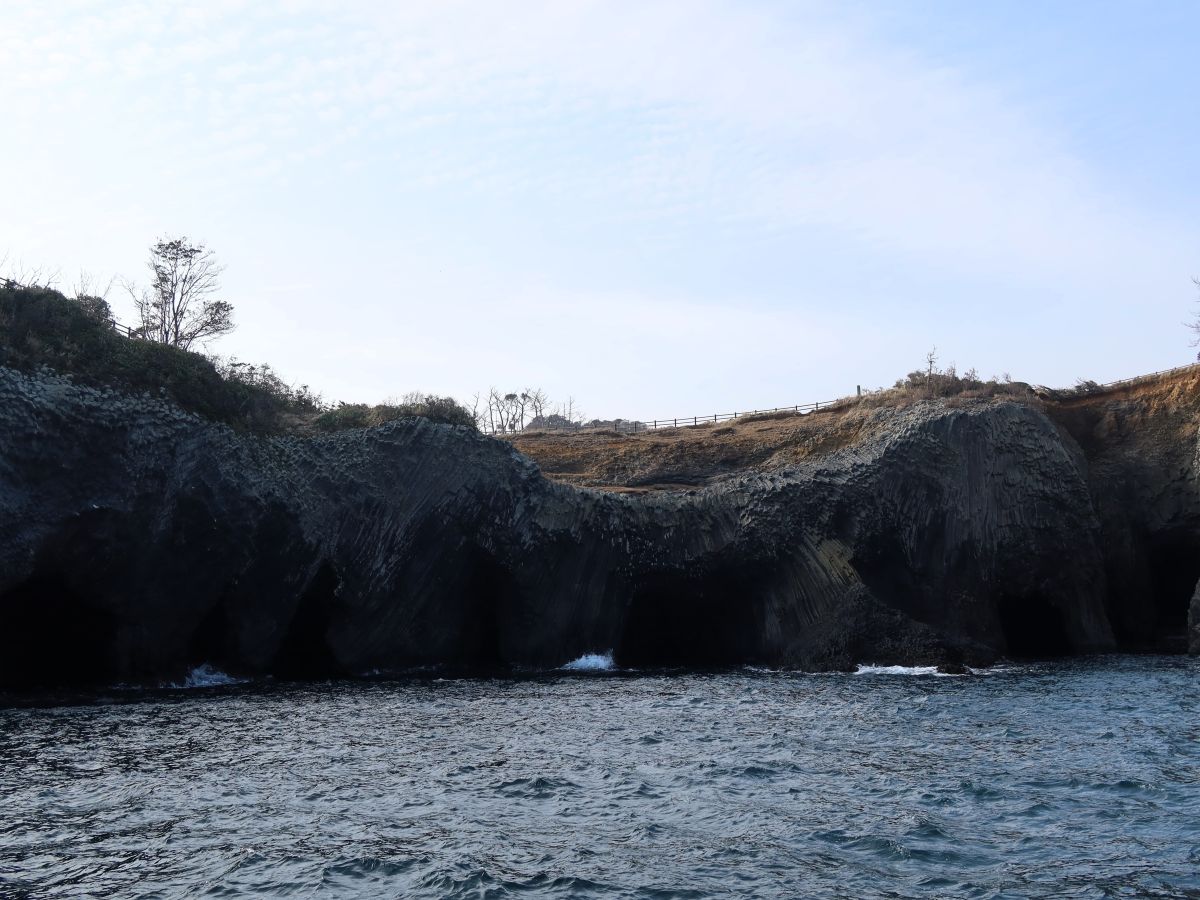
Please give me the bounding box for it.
[1,656,1198,898]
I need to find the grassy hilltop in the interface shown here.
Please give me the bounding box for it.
[0,282,475,435]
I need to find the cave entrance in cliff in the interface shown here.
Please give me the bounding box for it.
[616,570,761,668]
[0,576,119,687]
[458,552,514,670]
[1144,532,1198,647]
[996,592,1071,658]
[271,564,343,679]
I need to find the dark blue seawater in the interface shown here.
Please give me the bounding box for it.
[1,657,1197,899]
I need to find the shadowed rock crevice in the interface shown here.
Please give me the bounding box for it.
[458,550,515,669]
[271,563,342,678]
[0,576,120,687]
[616,568,765,667]
[997,592,1071,658]
[187,594,232,671]
[1143,531,1199,648]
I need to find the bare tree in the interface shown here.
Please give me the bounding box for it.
[0,257,60,290]
[469,392,485,430]
[69,271,118,325]
[924,347,939,397]
[71,270,116,302]
[487,388,515,433]
[129,237,234,349]
[556,396,583,426]
[514,391,529,429]
[524,388,549,421]
[1188,277,1200,359]
[481,387,561,432]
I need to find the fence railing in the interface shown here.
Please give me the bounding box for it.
[507,360,1200,437]
[10,276,1196,430]
[638,398,847,431]
[1087,361,1200,391]
[489,396,851,436]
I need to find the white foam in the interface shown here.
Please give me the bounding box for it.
[854,664,942,676]
[171,663,246,688]
[562,651,616,672]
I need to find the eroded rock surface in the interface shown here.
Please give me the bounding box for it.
[1,366,1195,688]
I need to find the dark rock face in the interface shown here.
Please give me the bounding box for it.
[0,366,1193,688]
[1046,394,1200,652]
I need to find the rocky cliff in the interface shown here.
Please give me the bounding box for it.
[1,365,1196,688]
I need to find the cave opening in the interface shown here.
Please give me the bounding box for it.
[0,576,119,687]
[456,552,511,670]
[616,569,761,668]
[1143,532,1198,647]
[270,563,342,679]
[188,594,231,669]
[997,592,1072,658]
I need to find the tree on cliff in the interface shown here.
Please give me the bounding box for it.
[485,387,550,432]
[129,237,234,350]
[1189,277,1200,360]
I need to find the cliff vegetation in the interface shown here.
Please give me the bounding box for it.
[0,282,475,434]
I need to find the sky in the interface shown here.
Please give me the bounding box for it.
[2,0,1197,421]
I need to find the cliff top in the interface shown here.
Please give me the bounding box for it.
[4,281,1197,491]
[508,365,1200,491]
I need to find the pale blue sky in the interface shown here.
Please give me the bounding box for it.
[2,1,1197,419]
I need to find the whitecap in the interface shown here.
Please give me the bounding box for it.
[169,663,247,688]
[854,664,942,676]
[561,651,616,672]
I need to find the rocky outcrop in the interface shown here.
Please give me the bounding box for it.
[0,365,1193,688]
[1045,378,1200,652]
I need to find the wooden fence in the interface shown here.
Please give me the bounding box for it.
[508,361,1200,436]
[488,396,851,435]
[1083,361,1200,391]
[10,278,1194,432]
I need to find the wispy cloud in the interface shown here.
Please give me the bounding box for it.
[1,0,1195,413]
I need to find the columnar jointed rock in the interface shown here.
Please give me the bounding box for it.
[0,366,1192,688]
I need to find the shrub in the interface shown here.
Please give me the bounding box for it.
[1,283,479,435]
[313,404,373,432]
[2,284,309,432]
[313,394,476,433]
[215,358,326,413]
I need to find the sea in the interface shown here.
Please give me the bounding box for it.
[1,656,1197,898]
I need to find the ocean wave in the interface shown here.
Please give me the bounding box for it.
[168,663,247,689]
[854,664,944,676]
[561,651,615,671]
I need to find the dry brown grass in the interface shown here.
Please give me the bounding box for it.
[508,365,1200,492]
[509,397,918,491]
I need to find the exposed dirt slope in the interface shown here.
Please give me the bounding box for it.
[511,368,1200,492]
[507,405,882,491]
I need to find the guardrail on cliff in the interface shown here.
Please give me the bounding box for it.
[1089,361,1200,391]
[11,277,1193,434]
[487,397,851,436]
[507,361,1200,437]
